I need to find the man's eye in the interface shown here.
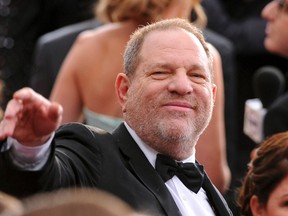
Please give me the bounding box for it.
[192,73,204,78]
[189,73,207,83]
[151,71,169,79]
[282,201,288,207]
[190,72,205,79]
[153,71,168,75]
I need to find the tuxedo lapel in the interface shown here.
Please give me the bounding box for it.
[202,172,232,216]
[112,124,181,216]
[112,124,232,216]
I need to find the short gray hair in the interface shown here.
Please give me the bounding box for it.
[123,18,213,81]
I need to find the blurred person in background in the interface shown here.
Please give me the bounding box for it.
[237,131,288,216]
[262,0,288,139]
[202,0,288,202]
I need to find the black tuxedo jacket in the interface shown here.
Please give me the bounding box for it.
[0,123,232,216]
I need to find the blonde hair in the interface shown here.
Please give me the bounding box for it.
[0,192,23,216]
[192,1,207,28]
[96,0,171,23]
[22,188,148,216]
[95,0,207,27]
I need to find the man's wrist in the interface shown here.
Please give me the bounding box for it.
[6,133,54,170]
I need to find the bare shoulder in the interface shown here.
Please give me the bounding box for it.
[75,21,136,48]
[64,23,126,68]
[72,25,113,51]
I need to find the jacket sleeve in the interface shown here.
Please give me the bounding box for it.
[0,123,110,198]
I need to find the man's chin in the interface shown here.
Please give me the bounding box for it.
[158,120,193,133]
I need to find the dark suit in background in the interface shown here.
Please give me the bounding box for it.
[0,123,232,216]
[30,19,101,98]
[264,93,288,138]
[0,0,96,109]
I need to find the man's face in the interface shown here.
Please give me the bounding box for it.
[117,29,216,160]
[262,0,288,57]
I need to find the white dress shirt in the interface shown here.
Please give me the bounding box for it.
[125,123,215,216]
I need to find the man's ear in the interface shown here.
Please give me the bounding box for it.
[212,84,217,103]
[250,195,265,216]
[115,73,130,112]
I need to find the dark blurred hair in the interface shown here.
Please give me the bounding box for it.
[238,132,288,216]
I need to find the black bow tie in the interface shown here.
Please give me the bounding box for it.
[155,154,205,193]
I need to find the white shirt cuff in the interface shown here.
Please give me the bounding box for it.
[6,133,55,171]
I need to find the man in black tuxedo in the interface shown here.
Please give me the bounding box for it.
[0,18,232,216]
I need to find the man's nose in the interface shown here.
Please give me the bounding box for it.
[167,71,193,95]
[262,1,278,20]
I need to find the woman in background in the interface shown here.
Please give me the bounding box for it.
[238,131,288,216]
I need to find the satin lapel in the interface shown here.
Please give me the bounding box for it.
[202,172,232,216]
[112,124,181,216]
